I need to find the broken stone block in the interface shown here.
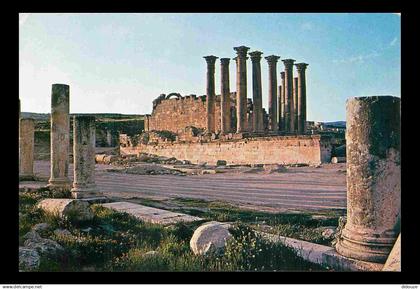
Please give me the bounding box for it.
[382,234,401,271]
[19,247,40,271]
[263,164,287,173]
[36,198,94,221]
[23,231,64,258]
[103,155,119,164]
[95,154,107,163]
[331,157,346,163]
[190,221,232,256]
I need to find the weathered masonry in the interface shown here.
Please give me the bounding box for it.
[121,134,332,166]
[123,45,318,165]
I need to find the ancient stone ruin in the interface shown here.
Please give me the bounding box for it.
[122,45,323,166]
[335,96,401,263]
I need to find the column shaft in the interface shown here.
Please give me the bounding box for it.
[71,115,99,199]
[220,58,231,133]
[19,118,35,179]
[296,63,308,134]
[204,56,218,133]
[280,72,286,131]
[249,51,264,133]
[48,84,71,189]
[277,85,282,131]
[234,46,250,133]
[282,60,295,132]
[266,55,280,132]
[336,96,401,263]
[293,77,299,133]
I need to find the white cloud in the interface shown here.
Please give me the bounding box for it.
[333,50,381,64]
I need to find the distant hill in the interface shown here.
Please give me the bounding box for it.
[20,112,144,121]
[323,121,346,128]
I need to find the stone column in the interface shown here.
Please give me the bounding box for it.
[266,55,280,132]
[282,59,295,133]
[335,96,401,263]
[71,115,100,199]
[204,55,218,134]
[293,77,299,133]
[220,58,231,134]
[280,72,286,131]
[234,46,250,133]
[48,84,71,189]
[106,129,112,147]
[277,85,282,131]
[19,118,35,180]
[295,63,309,134]
[249,51,264,133]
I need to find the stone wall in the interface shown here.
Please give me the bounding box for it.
[120,135,332,165]
[146,93,237,133]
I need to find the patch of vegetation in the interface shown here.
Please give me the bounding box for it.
[19,189,328,272]
[122,197,341,246]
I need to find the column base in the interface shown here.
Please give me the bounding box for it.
[335,227,397,263]
[48,178,71,189]
[71,184,101,199]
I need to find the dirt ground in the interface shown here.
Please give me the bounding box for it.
[21,160,347,213]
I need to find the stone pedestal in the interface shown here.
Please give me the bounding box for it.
[220,58,231,134]
[48,84,71,189]
[71,115,100,199]
[204,55,218,133]
[19,118,35,180]
[295,63,308,134]
[266,55,280,132]
[249,51,264,133]
[282,59,295,133]
[234,46,250,133]
[335,96,401,263]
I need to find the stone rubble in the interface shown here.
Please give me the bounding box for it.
[190,221,232,256]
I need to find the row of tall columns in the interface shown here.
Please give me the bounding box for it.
[279,62,308,134]
[204,46,308,135]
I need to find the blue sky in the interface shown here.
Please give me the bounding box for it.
[19,13,400,122]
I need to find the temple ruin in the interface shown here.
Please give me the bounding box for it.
[121,45,333,165]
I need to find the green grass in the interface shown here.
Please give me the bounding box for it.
[19,189,328,272]
[126,197,341,246]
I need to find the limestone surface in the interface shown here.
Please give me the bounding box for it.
[36,198,94,221]
[190,221,232,256]
[336,96,401,263]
